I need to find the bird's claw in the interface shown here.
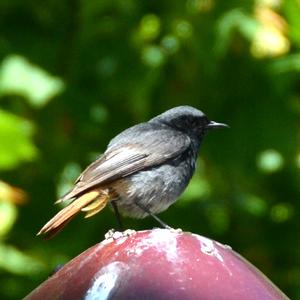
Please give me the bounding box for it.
[104,228,136,240]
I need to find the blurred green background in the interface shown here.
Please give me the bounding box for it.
[0,0,300,298]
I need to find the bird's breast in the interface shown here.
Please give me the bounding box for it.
[111,149,197,218]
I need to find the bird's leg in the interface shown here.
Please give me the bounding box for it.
[134,200,171,229]
[111,201,124,231]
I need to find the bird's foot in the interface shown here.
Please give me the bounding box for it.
[104,228,136,240]
[152,226,183,233]
[169,227,183,234]
[104,228,116,239]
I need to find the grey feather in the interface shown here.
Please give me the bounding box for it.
[61,123,191,201]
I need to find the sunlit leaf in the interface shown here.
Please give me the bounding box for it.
[141,46,165,67]
[296,152,300,168]
[139,14,161,41]
[0,244,45,275]
[0,109,38,170]
[0,181,27,205]
[283,0,300,47]
[0,55,64,107]
[251,26,289,58]
[257,149,284,173]
[0,201,17,237]
[215,9,259,55]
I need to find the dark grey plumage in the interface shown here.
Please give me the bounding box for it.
[38,106,227,237]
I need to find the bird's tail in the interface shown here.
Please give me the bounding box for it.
[37,189,110,239]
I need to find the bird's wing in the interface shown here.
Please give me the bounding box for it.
[60,126,191,201]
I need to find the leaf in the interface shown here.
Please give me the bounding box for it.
[0,200,17,237]
[0,244,45,275]
[0,109,38,170]
[215,9,259,56]
[0,55,64,107]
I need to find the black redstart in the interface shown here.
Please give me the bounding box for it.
[38,106,228,237]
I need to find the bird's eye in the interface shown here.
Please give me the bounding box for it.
[203,117,210,126]
[191,119,198,127]
[188,118,200,129]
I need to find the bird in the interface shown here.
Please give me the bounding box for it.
[37,106,228,238]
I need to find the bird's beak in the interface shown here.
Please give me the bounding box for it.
[206,121,229,130]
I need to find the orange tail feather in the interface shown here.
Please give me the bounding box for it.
[37,190,110,238]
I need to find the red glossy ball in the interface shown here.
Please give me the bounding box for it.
[26,229,288,300]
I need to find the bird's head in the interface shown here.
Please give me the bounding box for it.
[150,106,228,139]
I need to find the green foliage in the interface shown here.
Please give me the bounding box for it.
[0,200,17,236]
[0,109,37,170]
[0,0,300,299]
[0,244,45,276]
[0,55,64,107]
